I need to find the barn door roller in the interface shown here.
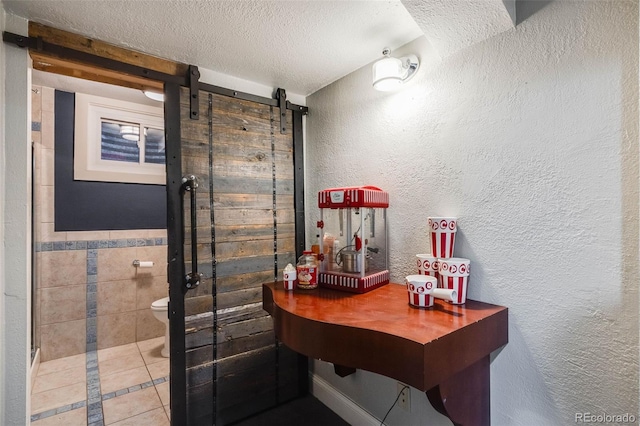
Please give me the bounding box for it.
[188,65,200,120]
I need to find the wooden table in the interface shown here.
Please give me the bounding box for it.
[262,281,508,426]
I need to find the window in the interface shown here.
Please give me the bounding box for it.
[74,93,165,185]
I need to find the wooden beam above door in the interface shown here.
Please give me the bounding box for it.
[4,22,309,114]
[30,52,164,91]
[28,22,188,90]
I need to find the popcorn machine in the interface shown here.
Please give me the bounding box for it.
[317,186,389,293]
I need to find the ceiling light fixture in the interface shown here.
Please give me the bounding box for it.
[372,47,419,92]
[143,90,164,102]
[120,125,140,141]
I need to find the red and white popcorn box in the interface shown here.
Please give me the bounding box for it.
[441,275,469,304]
[408,292,434,308]
[416,254,441,287]
[416,254,439,275]
[283,267,297,291]
[438,257,470,276]
[283,279,295,291]
[405,275,457,308]
[439,258,470,304]
[405,275,438,308]
[428,217,457,258]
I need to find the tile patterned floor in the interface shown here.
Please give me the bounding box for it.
[31,337,170,426]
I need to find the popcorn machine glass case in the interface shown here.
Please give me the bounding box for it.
[317,186,389,293]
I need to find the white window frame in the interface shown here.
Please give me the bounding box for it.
[74,93,165,185]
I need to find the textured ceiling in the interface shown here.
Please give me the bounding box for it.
[402,0,515,56]
[3,0,424,96]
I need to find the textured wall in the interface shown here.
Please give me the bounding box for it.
[306,1,638,424]
[1,7,6,422]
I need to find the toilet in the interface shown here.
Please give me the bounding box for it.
[151,297,170,358]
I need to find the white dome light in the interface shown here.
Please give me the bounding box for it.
[372,48,419,92]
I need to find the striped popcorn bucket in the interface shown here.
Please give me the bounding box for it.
[441,275,469,304]
[416,254,439,277]
[428,217,457,259]
[439,258,470,304]
[408,292,434,308]
[283,270,296,290]
[405,275,438,308]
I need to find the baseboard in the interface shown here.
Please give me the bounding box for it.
[310,373,380,426]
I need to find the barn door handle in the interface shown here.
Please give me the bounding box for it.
[182,175,202,291]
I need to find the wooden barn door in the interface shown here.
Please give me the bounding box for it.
[165,82,307,425]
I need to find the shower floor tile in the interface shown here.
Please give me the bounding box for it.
[31,337,170,425]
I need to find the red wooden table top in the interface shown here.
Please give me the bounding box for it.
[265,281,506,344]
[263,281,508,391]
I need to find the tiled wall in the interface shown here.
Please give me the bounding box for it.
[33,86,168,362]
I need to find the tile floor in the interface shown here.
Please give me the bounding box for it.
[31,337,170,426]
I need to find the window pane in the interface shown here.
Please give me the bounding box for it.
[144,127,165,164]
[101,122,140,163]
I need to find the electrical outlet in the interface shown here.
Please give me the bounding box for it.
[397,382,410,411]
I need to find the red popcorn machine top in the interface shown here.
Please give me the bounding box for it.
[317,186,389,293]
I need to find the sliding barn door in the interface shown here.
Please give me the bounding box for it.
[166,83,306,425]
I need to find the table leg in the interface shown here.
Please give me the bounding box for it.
[426,355,490,426]
[333,364,356,377]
